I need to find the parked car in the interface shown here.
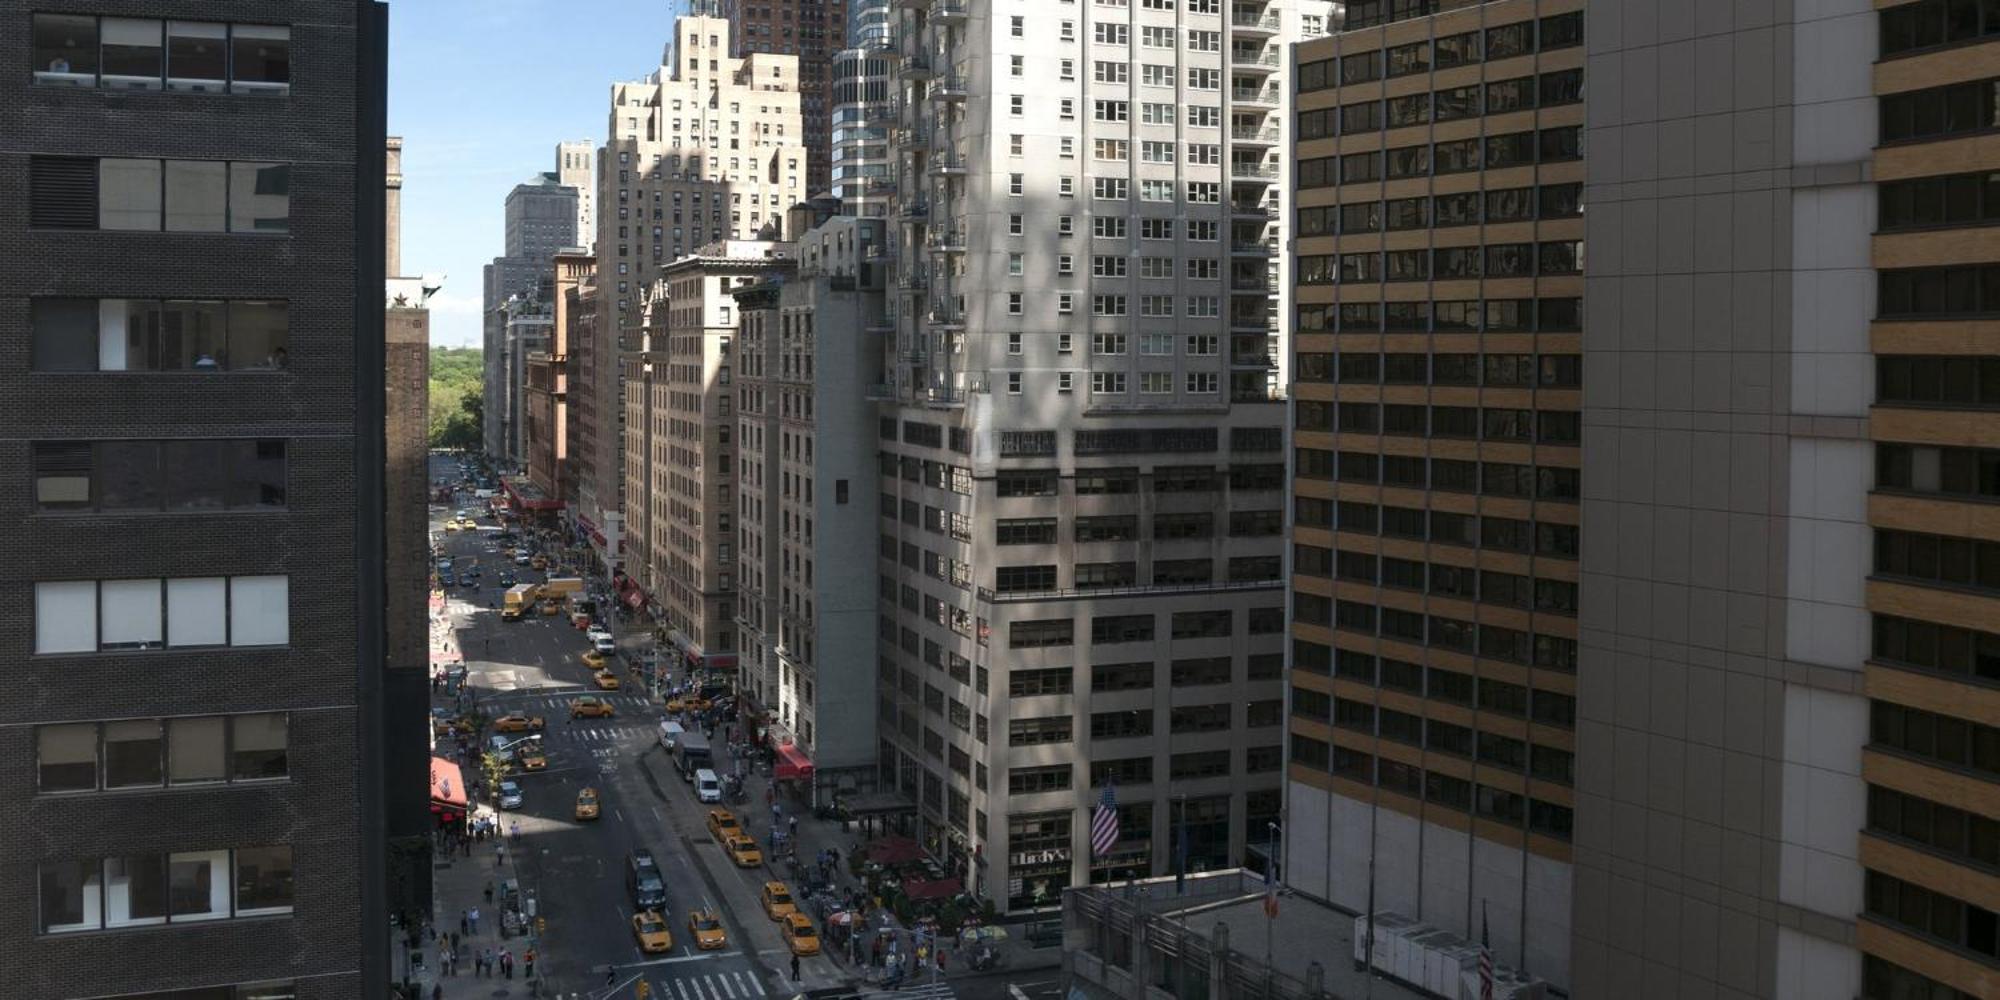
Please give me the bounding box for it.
[497,780,524,810]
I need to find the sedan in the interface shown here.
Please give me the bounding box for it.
[491,714,546,733]
[593,635,618,655]
[687,908,728,950]
[574,787,601,821]
[593,670,623,691]
[726,836,763,869]
[570,696,616,719]
[580,650,607,669]
[517,748,547,771]
[632,910,674,953]
[514,553,532,566]
[497,780,524,810]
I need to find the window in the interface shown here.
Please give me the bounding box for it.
[1010,618,1074,648]
[34,440,285,511]
[1009,765,1073,795]
[1008,717,1073,746]
[35,575,288,654]
[40,846,293,933]
[33,17,290,95]
[33,157,287,234]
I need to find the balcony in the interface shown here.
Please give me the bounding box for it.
[898,268,931,290]
[1231,274,1278,293]
[898,125,931,148]
[1231,124,1280,145]
[895,0,924,9]
[1231,49,1280,72]
[1230,161,1279,181]
[1231,86,1280,108]
[927,229,968,253]
[1230,201,1278,219]
[1231,11,1281,35]
[933,76,969,101]
[931,0,969,23]
[1230,314,1275,331]
[927,305,966,328]
[900,199,931,220]
[902,52,937,80]
[924,387,967,409]
[1230,240,1276,256]
[928,154,969,177]
[866,383,901,401]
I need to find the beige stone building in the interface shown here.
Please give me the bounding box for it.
[596,13,808,325]
[624,241,793,676]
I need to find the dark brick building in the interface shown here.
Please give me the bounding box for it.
[4,3,409,998]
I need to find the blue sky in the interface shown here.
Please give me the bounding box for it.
[388,0,685,347]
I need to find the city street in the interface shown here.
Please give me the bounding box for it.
[424,455,845,999]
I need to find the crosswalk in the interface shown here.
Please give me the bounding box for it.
[658,969,767,1000]
[503,693,655,714]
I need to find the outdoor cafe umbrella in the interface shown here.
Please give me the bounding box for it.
[960,925,1008,943]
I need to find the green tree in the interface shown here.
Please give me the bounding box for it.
[427,347,484,450]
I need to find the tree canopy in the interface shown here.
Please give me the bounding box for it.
[429,347,482,450]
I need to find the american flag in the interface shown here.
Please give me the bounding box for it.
[1478,903,1494,1000]
[1089,781,1119,857]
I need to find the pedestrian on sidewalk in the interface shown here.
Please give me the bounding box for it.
[451,931,460,956]
[432,984,443,1000]
[469,906,481,935]
[791,954,802,982]
[525,947,536,978]
[480,947,494,977]
[500,948,514,979]
[789,815,798,841]
[460,910,469,937]
[484,882,494,904]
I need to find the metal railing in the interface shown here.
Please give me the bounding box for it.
[1232,125,1281,142]
[1231,50,1280,67]
[1231,87,1280,105]
[1231,12,1281,30]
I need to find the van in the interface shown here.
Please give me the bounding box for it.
[626,850,668,910]
[659,720,686,750]
[695,768,722,804]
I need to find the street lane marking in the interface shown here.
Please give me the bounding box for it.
[720,974,739,999]
[673,981,695,1000]
[744,973,766,996]
[1009,987,1030,1000]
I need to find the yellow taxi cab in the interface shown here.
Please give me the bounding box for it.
[574,787,601,821]
[517,746,548,771]
[581,650,607,669]
[706,808,741,842]
[666,695,713,714]
[781,912,820,956]
[593,669,622,691]
[687,908,728,950]
[570,696,616,719]
[727,835,763,868]
[539,600,562,616]
[443,520,461,532]
[760,881,796,920]
[492,713,546,733]
[631,910,674,953]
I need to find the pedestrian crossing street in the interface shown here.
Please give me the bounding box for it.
[654,968,766,1000]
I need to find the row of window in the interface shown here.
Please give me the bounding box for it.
[35,576,289,654]
[1289,351,1583,389]
[1297,544,1579,616]
[1299,691,1575,785]
[1085,745,1286,786]
[1867,784,2000,870]
[1863,956,1978,1000]
[1293,639,1577,729]
[994,556,1281,592]
[996,509,1282,545]
[1297,183,1583,236]
[37,714,288,793]
[1298,241,1584,284]
[1008,653,1285,697]
[1298,298,1583,335]
[1297,13,1584,90]
[1010,702,1283,746]
[1876,442,2000,502]
[1876,355,2000,407]
[1872,613,2000,684]
[1863,869,1998,960]
[1880,76,2000,145]
[30,156,290,233]
[1293,497,1580,561]
[1880,0,2000,57]
[1295,449,1582,502]
[1288,734,1573,840]
[1299,126,1583,187]
[1295,399,1580,445]
[31,15,291,94]
[1870,700,2000,777]
[39,846,294,934]
[994,464,1286,497]
[1296,594,1579,670]
[31,298,290,373]
[1874,527,2000,595]
[1877,168,2000,232]
[32,440,286,512]
[1298,69,1583,139]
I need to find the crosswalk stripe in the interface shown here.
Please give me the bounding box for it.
[745,974,765,996]
[718,974,739,999]
[673,979,694,1000]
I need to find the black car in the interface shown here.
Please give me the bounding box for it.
[627,850,668,910]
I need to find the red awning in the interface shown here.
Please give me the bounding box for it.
[774,743,815,781]
[903,877,963,901]
[430,757,467,820]
[865,836,924,866]
[623,588,645,609]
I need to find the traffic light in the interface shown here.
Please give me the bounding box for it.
[536,916,547,935]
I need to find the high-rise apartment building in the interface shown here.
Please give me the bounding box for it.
[558,139,596,253]
[829,46,897,215]
[724,0,849,195]
[11,3,408,996]
[1289,3,2000,998]
[597,13,808,326]
[482,167,579,464]
[524,251,592,503]
[872,0,1327,911]
[1284,1,1585,987]
[622,242,792,678]
[734,216,889,786]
